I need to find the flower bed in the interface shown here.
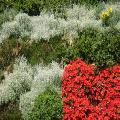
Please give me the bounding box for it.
[62,58,120,120]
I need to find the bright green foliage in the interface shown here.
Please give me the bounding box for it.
[28,87,63,120]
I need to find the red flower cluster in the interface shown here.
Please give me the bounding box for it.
[62,58,120,120]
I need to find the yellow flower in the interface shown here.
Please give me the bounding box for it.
[100,11,109,19]
[104,12,109,17]
[109,7,113,13]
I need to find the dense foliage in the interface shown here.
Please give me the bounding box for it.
[74,28,120,68]
[1,27,119,69]
[28,87,63,120]
[0,3,119,69]
[0,0,100,15]
[0,1,120,120]
[62,58,120,119]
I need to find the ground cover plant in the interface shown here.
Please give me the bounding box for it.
[0,0,120,120]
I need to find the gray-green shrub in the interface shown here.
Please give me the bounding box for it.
[0,9,18,27]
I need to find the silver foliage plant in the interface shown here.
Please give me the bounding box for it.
[0,9,18,27]
[19,61,63,120]
[14,13,33,38]
[0,21,17,42]
[0,3,119,43]
[0,56,33,105]
[0,5,103,43]
[30,13,60,41]
[0,56,63,119]
[0,13,33,43]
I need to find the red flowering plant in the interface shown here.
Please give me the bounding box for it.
[62,58,120,120]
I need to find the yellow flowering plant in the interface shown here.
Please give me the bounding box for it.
[109,7,113,13]
[101,11,109,19]
[100,7,113,26]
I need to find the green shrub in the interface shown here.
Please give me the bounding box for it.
[0,0,101,16]
[73,27,120,68]
[28,87,63,120]
[21,35,67,65]
[0,0,118,16]
[77,0,99,5]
